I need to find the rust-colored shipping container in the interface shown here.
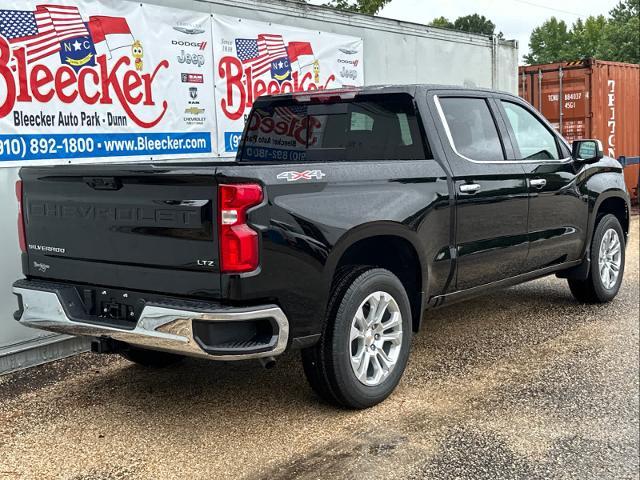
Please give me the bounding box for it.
[519,59,639,203]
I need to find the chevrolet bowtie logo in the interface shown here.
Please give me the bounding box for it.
[184,107,204,115]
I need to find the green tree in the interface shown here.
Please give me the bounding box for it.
[429,13,503,37]
[524,17,571,64]
[453,14,496,35]
[525,0,639,64]
[599,0,640,63]
[429,16,454,29]
[565,15,608,60]
[322,0,391,15]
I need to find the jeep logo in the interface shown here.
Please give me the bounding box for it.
[177,50,205,67]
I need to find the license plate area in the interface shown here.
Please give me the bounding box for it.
[99,300,135,322]
[75,287,145,329]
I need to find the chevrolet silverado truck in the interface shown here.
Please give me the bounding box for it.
[13,85,630,409]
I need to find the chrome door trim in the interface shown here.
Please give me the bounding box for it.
[433,95,573,166]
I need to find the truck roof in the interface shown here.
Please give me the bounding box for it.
[258,83,520,103]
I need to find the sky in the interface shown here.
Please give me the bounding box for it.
[311,0,619,63]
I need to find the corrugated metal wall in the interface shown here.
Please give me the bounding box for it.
[0,0,519,374]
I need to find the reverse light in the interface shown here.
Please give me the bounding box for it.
[218,183,263,273]
[15,180,26,253]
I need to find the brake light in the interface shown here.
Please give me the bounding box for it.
[293,88,358,103]
[15,180,26,253]
[218,184,263,273]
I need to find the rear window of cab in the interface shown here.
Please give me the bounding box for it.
[238,93,432,162]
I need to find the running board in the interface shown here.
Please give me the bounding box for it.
[427,260,582,308]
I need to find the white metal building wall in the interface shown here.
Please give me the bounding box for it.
[0,0,518,374]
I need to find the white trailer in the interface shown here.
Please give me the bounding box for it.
[0,0,518,374]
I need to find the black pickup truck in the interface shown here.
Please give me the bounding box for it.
[13,85,630,409]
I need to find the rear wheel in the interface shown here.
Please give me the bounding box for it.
[568,214,625,303]
[120,346,184,368]
[302,268,412,409]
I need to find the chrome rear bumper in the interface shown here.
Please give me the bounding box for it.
[13,284,289,361]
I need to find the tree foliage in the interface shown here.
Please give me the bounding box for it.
[429,13,503,38]
[429,16,453,29]
[525,0,639,65]
[453,14,496,36]
[524,17,571,64]
[599,0,640,64]
[321,0,391,15]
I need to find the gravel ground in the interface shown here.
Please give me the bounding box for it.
[1,217,638,480]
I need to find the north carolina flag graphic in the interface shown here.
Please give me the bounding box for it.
[87,15,134,57]
[287,41,314,69]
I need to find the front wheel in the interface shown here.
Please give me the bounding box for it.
[302,268,412,409]
[568,214,625,303]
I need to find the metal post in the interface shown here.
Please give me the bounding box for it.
[491,34,498,89]
[537,69,542,112]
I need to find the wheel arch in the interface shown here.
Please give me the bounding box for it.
[591,190,630,243]
[324,222,427,332]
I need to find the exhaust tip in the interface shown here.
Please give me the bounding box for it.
[259,356,276,369]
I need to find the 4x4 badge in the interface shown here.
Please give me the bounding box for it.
[277,170,326,182]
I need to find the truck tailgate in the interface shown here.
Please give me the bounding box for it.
[20,165,221,298]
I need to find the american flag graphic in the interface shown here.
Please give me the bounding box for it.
[0,9,60,64]
[235,34,288,77]
[274,104,307,122]
[40,5,90,42]
[0,5,89,64]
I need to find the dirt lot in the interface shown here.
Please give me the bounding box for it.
[1,217,638,480]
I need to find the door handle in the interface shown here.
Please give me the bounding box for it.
[459,183,481,194]
[530,178,547,189]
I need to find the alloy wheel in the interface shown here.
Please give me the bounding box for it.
[598,228,622,289]
[349,291,403,387]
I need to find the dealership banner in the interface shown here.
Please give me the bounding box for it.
[0,0,215,165]
[212,14,364,156]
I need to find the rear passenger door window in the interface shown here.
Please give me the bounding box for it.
[439,97,505,162]
[500,101,561,160]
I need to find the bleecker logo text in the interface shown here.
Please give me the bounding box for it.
[248,112,322,147]
[219,56,336,121]
[0,36,169,128]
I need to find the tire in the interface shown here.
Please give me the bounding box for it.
[568,214,625,303]
[302,267,412,409]
[120,346,185,368]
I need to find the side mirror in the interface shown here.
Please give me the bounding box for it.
[572,139,604,163]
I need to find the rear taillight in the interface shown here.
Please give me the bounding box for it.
[218,184,263,273]
[15,180,26,253]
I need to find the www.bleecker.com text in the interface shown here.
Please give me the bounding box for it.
[14,111,128,128]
